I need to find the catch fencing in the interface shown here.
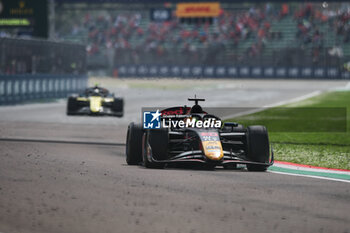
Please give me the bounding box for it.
[0,37,87,105]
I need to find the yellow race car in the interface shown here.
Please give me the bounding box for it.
[66,85,123,117]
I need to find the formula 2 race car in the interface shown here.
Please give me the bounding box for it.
[126,97,273,171]
[67,85,123,117]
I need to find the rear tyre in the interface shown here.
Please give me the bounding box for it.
[142,129,168,169]
[66,97,78,115]
[246,126,270,172]
[126,122,143,165]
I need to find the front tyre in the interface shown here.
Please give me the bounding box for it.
[125,122,143,165]
[112,98,124,117]
[66,97,78,115]
[246,126,270,172]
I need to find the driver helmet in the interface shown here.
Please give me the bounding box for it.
[190,104,203,114]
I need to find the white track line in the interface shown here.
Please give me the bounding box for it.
[221,108,264,120]
[222,91,322,120]
[268,171,350,184]
[263,91,321,108]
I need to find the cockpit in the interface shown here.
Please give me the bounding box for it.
[84,86,110,97]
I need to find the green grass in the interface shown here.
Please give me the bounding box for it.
[273,144,350,170]
[225,91,350,169]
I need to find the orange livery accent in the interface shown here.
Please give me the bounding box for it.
[201,138,223,161]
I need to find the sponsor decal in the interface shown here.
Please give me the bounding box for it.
[192,66,202,76]
[119,66,126,74]
[240,67,249,76]
[89,96,102,113]
[162,108,185,115]
[302,68,312,76]
[288,67,299,77]
[264,67,274,76]
[252,67,262,76]
[176,2,221,17]
[314,68,325,77]
[116,65,343,79]
[10,0,33,16]
[328,68,338,77]
[171,66,180,75]
[206,145,221,150]
[160,66,169,75]
[150,8,172,22]
[200,132,218,136]
[138,66,148,75]
[150,66,158,75]
[201,140,223,160]
[128,66,136,75]
[228,67,237,76]
[200,132,219,141]
[216,67,226,76]
[0,18,30,26]
[182,67,190,76]
[204,67,214,76]
[276,68,286,76]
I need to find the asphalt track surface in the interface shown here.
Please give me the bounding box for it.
[0,79,349,233]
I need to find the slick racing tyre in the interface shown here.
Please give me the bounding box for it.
[67,97,78,115]
[142,128,168,169]
[126,122,143,165]
[112,98,124,117]
[246,126,270,172]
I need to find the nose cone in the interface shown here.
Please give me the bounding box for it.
[90,97,102,113]
[202,141,224,161]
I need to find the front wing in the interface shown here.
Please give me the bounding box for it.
[144,146,274,167]
[67,97,123,117]
[70,105,123,116]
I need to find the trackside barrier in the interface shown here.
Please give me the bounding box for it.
[0,74,87,105]
[115,65,350,79]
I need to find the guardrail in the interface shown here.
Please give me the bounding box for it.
[116,65,350,79]
[0,74,87,105]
